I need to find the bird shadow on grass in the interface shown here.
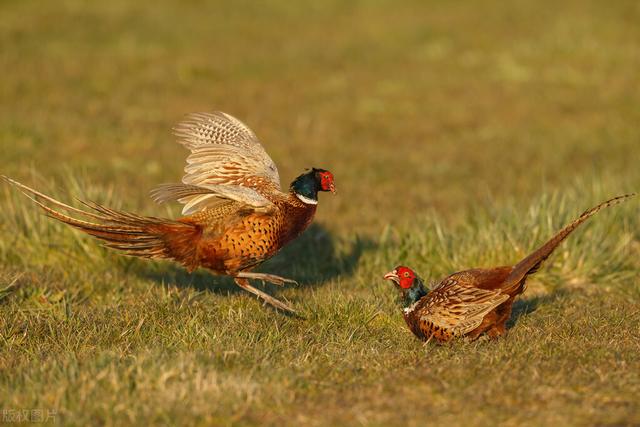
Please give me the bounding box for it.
[507,288,569,329]
[137,223,376,298]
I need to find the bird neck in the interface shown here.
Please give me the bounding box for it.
[402,278,428,309]
[290,171,319,205]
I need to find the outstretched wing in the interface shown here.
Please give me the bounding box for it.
[153,112,282,215]
[421,278,510,337]
[150,183,274,214]
[176,112,281,188]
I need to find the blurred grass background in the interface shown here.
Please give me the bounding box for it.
[1,0,639,425]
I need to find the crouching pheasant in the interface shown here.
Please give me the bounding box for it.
[4,111,336,313]
[383,194,634,343]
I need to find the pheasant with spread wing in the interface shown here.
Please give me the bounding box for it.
[383,194,634,343]
[4,111,335,313]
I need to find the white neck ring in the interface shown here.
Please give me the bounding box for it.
[296,193,318,205]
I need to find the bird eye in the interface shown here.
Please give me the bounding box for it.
[403,272,410,278]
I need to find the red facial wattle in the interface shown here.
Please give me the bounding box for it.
[383,266,417,289]
[396,266,416,289]
[319,171,336,193]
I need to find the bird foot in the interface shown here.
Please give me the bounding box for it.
[233,277,297,314]
[235,272,298,287]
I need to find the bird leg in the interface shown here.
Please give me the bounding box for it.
[235,271,298,286]
[233,277,297,314]
[423,333,435,347]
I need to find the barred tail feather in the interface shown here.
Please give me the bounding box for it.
[2,176,202,270]
[501,193,635,294]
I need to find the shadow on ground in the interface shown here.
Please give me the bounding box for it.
[507,288,568,329]
[138,223,376,297]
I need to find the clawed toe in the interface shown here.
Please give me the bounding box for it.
[233,277,297,314]
[236,272,298,287]
[262,275,298,286]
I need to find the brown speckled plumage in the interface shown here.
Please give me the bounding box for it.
[4,111,335,313]
[385,194,634,343]
[188,193,317,274]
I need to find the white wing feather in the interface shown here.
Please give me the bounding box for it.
[151,182,275,215]
[173,112,281,188]
[152,111,282,215]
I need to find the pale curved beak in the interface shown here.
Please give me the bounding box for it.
[329,183,336,194]
[383,270,399,284]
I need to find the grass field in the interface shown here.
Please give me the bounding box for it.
[1,0,639,425]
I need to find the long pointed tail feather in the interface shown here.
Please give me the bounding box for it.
[2,176,201,270]
[501,193,635,294]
